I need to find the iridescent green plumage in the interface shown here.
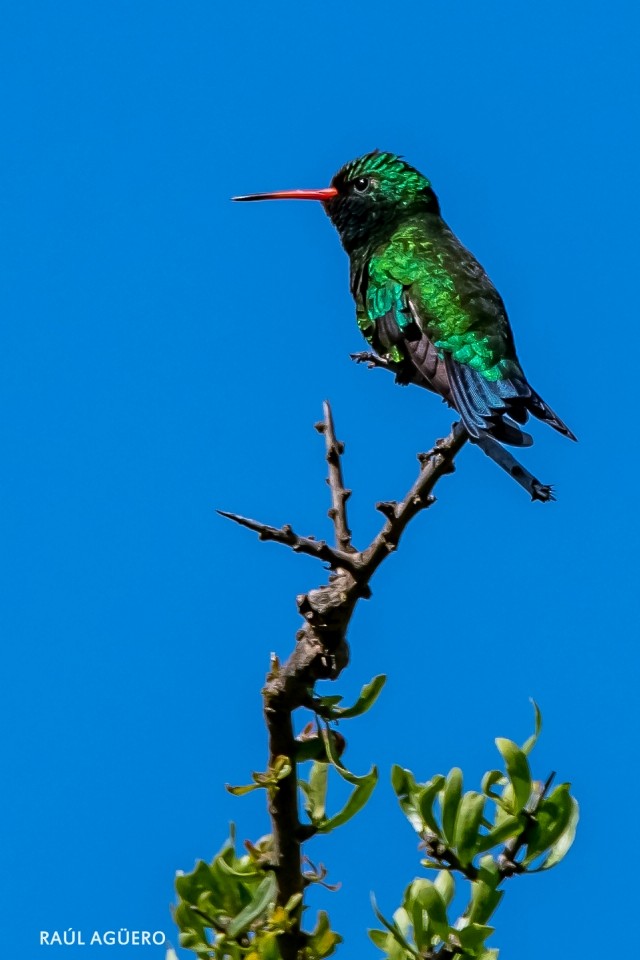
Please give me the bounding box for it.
[363,221,520,382]
[325,152,575,460]
[234,150,576,500]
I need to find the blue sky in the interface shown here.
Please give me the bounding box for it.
[1,1,637,957]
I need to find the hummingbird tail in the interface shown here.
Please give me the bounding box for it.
[527,389,577,442]
[445,356,534,447]
[444,355,576,446]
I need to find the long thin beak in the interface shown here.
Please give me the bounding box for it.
[232,187,338,202]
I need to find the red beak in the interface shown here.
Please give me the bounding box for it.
[232,187,338,202]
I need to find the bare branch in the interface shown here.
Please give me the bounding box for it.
[421,831,479,882]
[315,400,355,554]
[360,423,467,579]
[216,510,358,573]
[219,416,466,585]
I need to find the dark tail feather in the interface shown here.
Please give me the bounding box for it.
[446,355,533,446]
[487,417,533,447]
[473,433,555,502]
[445,355,577,446]
[528,389,577,441]
[446,359,534,447]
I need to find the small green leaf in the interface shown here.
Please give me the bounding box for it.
[522,783,573,865]
[315,725,378,831]
[307,910,342,958]
[227,873,277,938]
[414,879,449,940]
[441,768,463,845]
[226,782,260,796]
[330,674,386,719]
[320,725,362,783]
[227,757,291,798]
[391,766,424,833]
[412,907,426,953]
[457,923,495,951]
[468,878,503,925]
[303,762,329,824]
[494,781,516,819]
[418,775,445,837]
[522,699,543,755]
[536,795,579,870]
[476,814,525,853]
[434,870,455,906]
[175,856,237,920]
[313,694,343,710]
[454,791,486,865]
[477,854,501,887]
[284,893,303,914]
[391,941,411,960]
[495,738,532,812]
[370,894,420,958]
[272,755,292,779]
[255,932,281,960]
[406,882,429,951]
[481,770,505,799]
[317,765,378,832]
[368,929,390,950]
[393,905,411,938]
[216,857,263,881]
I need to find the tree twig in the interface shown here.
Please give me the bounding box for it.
[359,423,467,579]
[315,400,355,554]
[220,409,466,587]
[216,511,359,572]
[421,832,479,883]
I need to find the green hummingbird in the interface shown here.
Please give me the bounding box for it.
[234,151,576,501]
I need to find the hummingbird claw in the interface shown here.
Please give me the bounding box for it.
[531,483,556,503]
[350,351,373,364]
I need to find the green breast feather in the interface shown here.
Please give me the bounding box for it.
[359,224,518,381]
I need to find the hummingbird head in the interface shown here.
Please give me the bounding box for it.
[233,151,439,255]
[325,151,440,253]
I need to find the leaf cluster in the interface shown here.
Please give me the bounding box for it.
[369,703,578,959]
[173,828,340,960]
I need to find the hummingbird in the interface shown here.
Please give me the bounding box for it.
[233,151,576,501]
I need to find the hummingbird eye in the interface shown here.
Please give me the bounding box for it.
[352,176,372,194]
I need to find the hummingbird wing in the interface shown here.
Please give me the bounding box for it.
[362,224,575,445]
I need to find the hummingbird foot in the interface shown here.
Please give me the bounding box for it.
[531,482,556,503]
[350,350,391,371]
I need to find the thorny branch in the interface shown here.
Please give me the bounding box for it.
[216,510,359,573]
[218,402,466,960]
[318,400,355,555]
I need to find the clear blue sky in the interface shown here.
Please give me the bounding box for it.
[1,1,637,957]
